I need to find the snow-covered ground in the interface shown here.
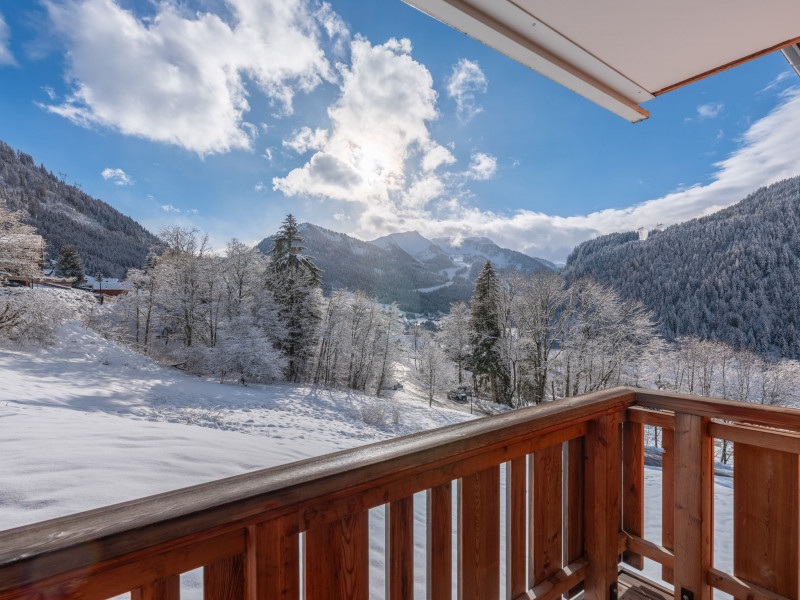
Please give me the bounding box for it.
[1,319,734,599]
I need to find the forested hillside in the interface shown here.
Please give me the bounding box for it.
[563,176,800,358]
[0,141,159,278]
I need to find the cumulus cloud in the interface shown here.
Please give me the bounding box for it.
[101,167,132,185]
[274,36,439,212]
[42,0,337,155]
[0,13,16,66]
[421,144,456,172]
[283,126,328,154]
[160,204,180,213]
[467,152,496,180]
[446,58,487,122]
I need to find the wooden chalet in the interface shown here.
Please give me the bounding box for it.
[2,2,800,600]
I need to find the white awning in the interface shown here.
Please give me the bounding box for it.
[404,0,800,121]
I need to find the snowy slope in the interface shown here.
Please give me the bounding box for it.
[0,323,733,599]
[370,230,454,267]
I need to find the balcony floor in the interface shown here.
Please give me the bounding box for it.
[618,569,673,600]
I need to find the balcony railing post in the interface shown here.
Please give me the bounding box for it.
[733,443,799,600]
[584,412,622,600]
[622,420,644,570]
[673,413,713,600]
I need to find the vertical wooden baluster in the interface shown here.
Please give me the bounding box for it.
[673,413,713,600]
[459,466,500,600]
[388,496,414,600]
[733,443,799,600]
[131,575,180,600]
[246,517,299,600]
[507,457,526,599]
[622,421,644,569]
[661,427,675,584]
[530,444,563,587]
[305,512,369,600]
[205,555,245,600]
[427,482,452,600]
[567,436,585,598]
[584,413,622,600]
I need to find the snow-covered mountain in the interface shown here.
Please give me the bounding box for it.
[432,235,556,273]
[258,223,553,314]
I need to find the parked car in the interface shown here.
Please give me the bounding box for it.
[447,389,469,404]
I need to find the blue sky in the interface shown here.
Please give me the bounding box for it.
[1,0,799,262]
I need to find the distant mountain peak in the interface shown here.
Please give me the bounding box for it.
[258,224,554,314]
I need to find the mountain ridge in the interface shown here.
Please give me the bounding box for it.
[258,223,554,313]
[0,140,160,278]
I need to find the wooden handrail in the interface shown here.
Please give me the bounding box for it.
[635,389,800,431]
[0,387,635,598]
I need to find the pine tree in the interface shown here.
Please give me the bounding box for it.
[469,261,510,405]
[54,244,84,285]
[267,214,322,382]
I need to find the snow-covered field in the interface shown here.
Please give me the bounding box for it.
[0,317,734,599]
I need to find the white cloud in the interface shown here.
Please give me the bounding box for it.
[283,126,329,153]
[274,36,438,207]
[254,181,265,192]
[446,58,487,122]
[761,71,793,94]
[161,204,180,213]
[43,0,336,156]
[466,152,496,180]
[421,144,456,172]
[101,167,132,186]
[0,12,16,66]
[694,102,724,120]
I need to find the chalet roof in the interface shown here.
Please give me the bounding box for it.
[403,0,800,121]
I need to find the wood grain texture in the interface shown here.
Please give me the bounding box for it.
[245,518,299,600]
[530,444,562,587]
[427,483,452,600]
[459,466,501,600]
[707,568,794,600]
[660,427,674,584]
[584,414,622,600]
[0,528,245,600]
[623,533,674,570]
[626,407,675,430]
[673,413,713,600]
[733,443,799,599]
[204,554,245,600]
[635,390,800,432]
[566,436,585,599]
[305,512,369,600]
[710,421,800,455]
[131,575,180,600]
[507,456,527,599]
[301,421,587,532]
[388,496,414,600]
[622,421,644,570]
[523,559,587,600]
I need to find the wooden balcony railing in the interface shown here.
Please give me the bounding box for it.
[1,387,799,600]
